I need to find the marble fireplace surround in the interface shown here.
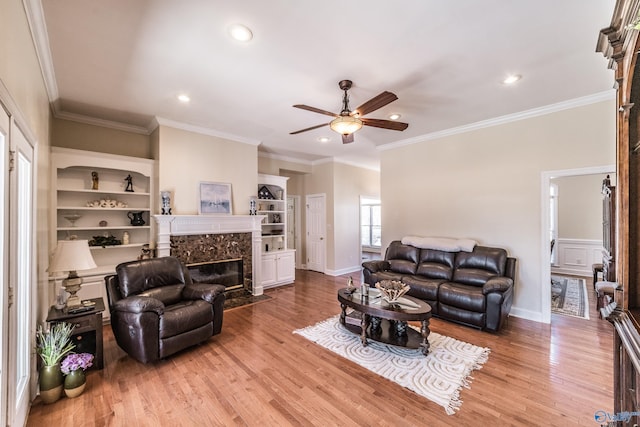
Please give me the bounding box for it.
[154,215,265,295]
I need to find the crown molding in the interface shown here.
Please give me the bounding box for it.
[55,110,152,134]
[379,91,616,152]
[23,0,59,103]
[154,117,261,146]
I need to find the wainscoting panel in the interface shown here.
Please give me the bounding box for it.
[551,238,603,277]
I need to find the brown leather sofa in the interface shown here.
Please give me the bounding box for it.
[362,240,516,332]
[104,256,225,363]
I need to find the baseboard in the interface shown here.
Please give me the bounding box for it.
[325,266,361,277]
[509,306,545,323]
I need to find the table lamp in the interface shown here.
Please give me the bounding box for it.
[49,240,97,310]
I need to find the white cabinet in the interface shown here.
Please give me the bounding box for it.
[261,250,296,289]
[258,174,295,287]
[50,147,155,315]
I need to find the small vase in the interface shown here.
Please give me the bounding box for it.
[39,364,63,404]
[64,369,86,398]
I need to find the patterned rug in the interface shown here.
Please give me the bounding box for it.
[551,275,589,319]
[293,315,490,415]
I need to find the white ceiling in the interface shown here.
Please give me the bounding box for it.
[38,0,616,170]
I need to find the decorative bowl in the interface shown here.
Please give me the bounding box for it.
[375,280,410,302]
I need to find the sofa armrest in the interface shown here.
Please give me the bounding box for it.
[362,260,390,273]
[183,283,226,305]
[482,277,513,295]
[113,296,164,315]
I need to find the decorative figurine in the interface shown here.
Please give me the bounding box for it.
[138,244,152,260]
[161,191,172,215]
[124,174,134,192]
[122,231,130,245]
[249,197,257,215]
[91,171,99,190]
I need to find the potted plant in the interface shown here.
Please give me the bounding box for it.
[61,352,93,398]
[35,322,75,404]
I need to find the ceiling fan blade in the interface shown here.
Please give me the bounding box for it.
[290,123,328,135]
[361,118,409,131]
[342,133,354,144]
[354,91,398,116]
[293,104,338,117]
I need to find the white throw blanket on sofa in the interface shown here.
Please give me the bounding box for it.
[401,236,477,252]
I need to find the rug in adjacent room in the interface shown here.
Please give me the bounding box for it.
[551,275,589,319]
[293,315,490,415]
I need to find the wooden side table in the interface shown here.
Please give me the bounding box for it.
[46,297,105,370]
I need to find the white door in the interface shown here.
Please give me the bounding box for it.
[0,106,9,427]
[8,122,34,427]
[306,194,326,273]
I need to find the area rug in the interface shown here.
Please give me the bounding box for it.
[293,315,490,415]
[551,275,589,319]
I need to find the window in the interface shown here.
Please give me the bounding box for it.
[361,198,381,248]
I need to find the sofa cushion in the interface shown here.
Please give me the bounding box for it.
[416,249,455,280]
[439,282,485,312]
[159,300,214,339]
[117,257,187,297]
[386,242,419,274]
[403,275,443,302]
[139,284,185,306]
[453,246,507,286]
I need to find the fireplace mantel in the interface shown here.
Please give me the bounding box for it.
[154,215,266,295]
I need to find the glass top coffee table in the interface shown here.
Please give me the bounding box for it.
[337,287,432,355]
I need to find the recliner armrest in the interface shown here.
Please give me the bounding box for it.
[482,277,513,295]
[113,295,164,315]
[362,260,390,273]
[183,283,226,304]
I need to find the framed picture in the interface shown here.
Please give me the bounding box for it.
[198,182,232,215]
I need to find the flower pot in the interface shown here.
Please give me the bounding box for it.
[64,369,86,398]
[39,365,63,404]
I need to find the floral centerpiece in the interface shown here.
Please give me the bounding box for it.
[61,352,94,398]
[375,280,411,302]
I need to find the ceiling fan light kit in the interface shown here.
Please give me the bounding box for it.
[291,79,408,144]
[330,116,363,135]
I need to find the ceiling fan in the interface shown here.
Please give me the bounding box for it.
[290,80,409,144]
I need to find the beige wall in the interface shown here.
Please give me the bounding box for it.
[51,118,152,158]
[333,163,380,273]
[156,125,258,215]
[258,155,312,175]
[553,173,608,240]
[381,99,616,319]
[1,0,53,326]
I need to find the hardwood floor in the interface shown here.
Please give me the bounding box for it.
[27,271,613,426]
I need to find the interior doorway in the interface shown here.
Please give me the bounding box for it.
[540,165,614,324]
[305,194,326,273]
[287,195,302,268]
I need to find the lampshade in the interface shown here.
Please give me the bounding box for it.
[49,240,97,273]
[329,116,363,135]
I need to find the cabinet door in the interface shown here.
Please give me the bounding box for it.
[261,254,277,287]
[276,251,295,283]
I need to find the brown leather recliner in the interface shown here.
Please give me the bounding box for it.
[104,256,225,363]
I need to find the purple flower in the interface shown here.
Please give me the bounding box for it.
[61,352,94,374]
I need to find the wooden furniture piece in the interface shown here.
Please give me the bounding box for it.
[592,263,604,289]
[598,2,640,419]
[49,147,155,320]
[257,174,295,288]
[46,297,105,370]
[337,287,432,355]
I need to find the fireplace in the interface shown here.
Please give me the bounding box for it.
[154,215,265,296]
[186,258,243,291]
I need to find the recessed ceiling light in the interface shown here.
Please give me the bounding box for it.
[502,74,522,85]
[388,113,401,121]
[317,136,331,143]
[177,94,190,103]
[228,24,253,42]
